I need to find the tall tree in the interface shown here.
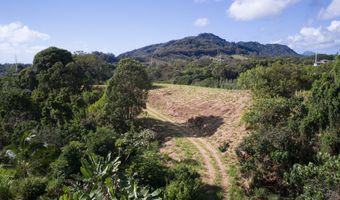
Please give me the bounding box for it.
[105,58,151,131]
[33,47,73,73]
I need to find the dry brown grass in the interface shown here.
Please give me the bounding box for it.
[148,83,252,153]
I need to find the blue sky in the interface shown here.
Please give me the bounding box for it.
[0,0,340,63]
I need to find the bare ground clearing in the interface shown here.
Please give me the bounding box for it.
[146,83,252,199]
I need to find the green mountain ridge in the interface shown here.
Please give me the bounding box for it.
[119,33,299,61]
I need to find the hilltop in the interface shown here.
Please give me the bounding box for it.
[119,33,299,61]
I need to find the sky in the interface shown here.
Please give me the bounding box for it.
[0,0,340,63]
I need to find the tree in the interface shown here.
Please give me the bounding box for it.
[104,58,151,131]
[74,53,113,84]
[286,153,340,199]
[33,47,73,73]
[17,67,38,91]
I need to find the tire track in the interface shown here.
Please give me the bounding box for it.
[147,106,215,184]
[147,105,228,199]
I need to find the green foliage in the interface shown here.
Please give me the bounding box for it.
[236,128,313,194]
[0,87,37,146]
[33,47,73,73]
[126,150,168,188]
[51,141,85,179]
[218,141,230,153]
[120,33,298,62]
[105,58,151,131]
[0,47,182,199]
[236,59,340,198]
[61,152,162,200]
[74,53,114,84]
[300,63,340,144]
[82,89,104,106]
[237,64,326,98]
[86,128,118,157]
[0,171,14,200]
[242,97,306,130]
[164,165,204,200]
[17,67,38,90]
[19,176,47,200]
[286,153,340,199]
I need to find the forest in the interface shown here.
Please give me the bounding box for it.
[0,46,339,200]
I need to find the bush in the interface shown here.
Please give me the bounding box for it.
[86,128,118,157]
[19,177,47,200]
[51,141,85,179]
[0,173,13,200]
[236,128,314,195]
[236,60,339,198]
[237,64,325,98]
[164,165,204,200]
[218,141,230,153]
[126,150,168,188]
[286,153,340,199]
[242,97,306,131]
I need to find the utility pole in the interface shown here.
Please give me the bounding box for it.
[313,52,318,67]
[15,55,18,72]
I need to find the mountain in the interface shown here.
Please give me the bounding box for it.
[119,33,299,61]
[302,51,315,56]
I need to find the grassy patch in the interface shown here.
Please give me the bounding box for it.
[226,162,248,200]
[174,138,202,171]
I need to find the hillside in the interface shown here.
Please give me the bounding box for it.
[145,83,252,198]
[119,33,299,61]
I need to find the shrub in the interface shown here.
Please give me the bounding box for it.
[126,150,168,188]
[0,173,13,200]
[51,141,85,179]
[236,128,314,195]
[164,165,204,200]
[86,128,118,157]
[286,153,340,199]
[19,177,47,200]
[218,141,230,153]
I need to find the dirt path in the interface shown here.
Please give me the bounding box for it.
[147,105,228,199]
[198,138,228,189]
[147,106,216,184]
[146,84,252,199]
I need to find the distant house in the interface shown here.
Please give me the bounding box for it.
[313,53,330,66]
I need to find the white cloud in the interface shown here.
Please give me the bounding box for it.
[0,22,49,44]
[228,0,298,21]
[194,18,209,27]
[327,20,340,32]
[281,20,340,50]
[0,22,50,63]
[319,0,340,19]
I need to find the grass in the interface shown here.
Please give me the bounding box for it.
[194,139,221,186]
[227,164,248,200]
[148,83,252,199]
[231,54,248,60]
[152,83,249,103]
[174,137,203,171]
[193,139,225,200]
[222,155,248,200]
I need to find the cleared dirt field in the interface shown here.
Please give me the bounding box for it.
[145,83,252,199]
[148,84,251,150]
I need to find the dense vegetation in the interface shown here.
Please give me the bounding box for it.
[146,55,329,89]
[0,47,206,200]
[0,44,338,200]
[119,33,298,61]
[0,63,31,76]
[236,57,339,199]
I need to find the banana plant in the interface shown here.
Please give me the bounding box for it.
[60,152,161,200]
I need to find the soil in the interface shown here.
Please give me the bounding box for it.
[146,84,252,199]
